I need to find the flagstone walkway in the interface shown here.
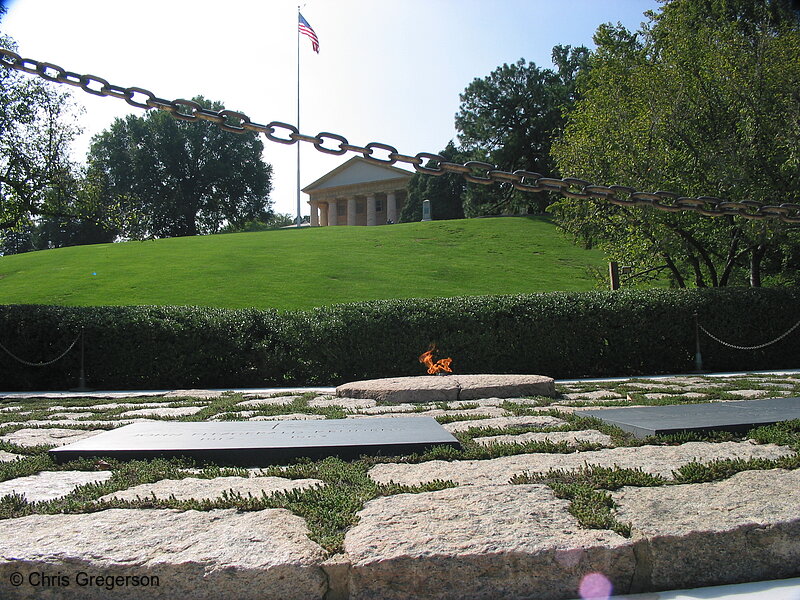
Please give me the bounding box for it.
[0,371,798,599]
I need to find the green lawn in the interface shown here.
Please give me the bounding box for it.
[0,217,607,310]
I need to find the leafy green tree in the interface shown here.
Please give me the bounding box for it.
[0,30,124,253]
[454,45,589,216]
[0,35,82,236]
[0,219,36,255]
[34,212,116,249]
[219,212,296,233]
[88,97,273,238]
[400,142,466,222]
[551,0,800,287]
[0,167,130,254]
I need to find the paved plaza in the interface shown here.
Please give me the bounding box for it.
[0,371,798,599]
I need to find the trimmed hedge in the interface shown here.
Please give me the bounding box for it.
[0,288,798,391]
[0,305,295,390]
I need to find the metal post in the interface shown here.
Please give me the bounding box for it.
[694,313,704,373]
[296,7,301,227]
[71,327,92,392]
[609,262,620,291]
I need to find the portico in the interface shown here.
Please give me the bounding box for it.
[304,157,412,227]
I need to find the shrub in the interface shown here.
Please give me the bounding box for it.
[288,287,800,384]
[1,287,798,390]
[0,304,296,390]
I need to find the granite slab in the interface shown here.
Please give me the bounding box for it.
[578,397,800,438]
[49,417,460,465]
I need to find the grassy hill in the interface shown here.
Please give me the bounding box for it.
[0,217,607,310]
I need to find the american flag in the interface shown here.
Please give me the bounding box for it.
[298,13,319,53]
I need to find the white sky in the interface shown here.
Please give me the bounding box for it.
[2,0,658,218]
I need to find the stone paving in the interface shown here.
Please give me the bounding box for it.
[0,509,327,600]
[472,428,614,447]
[0,450,22,462]
[0,373,798,599]
[0,470,114,502]
[612,468,800,591]
[118,406,206,418]
[98,475,323,502]
[236,396,299,408]
[1,427,106,447]
[440,414,566,433]
[367,440,793,486]
[344,484,634,600]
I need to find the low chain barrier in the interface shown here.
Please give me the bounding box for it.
[699,319,800,351]
[0,332,81,367]
[2,47,799,224]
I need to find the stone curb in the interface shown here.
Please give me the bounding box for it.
[336,374,555,404]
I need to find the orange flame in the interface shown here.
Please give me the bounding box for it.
[419,346,453,375]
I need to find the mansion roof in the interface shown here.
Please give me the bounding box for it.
[302,157,413,196]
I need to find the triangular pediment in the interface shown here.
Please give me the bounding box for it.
[303,157,412,193]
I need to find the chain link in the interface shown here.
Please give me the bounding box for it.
[699,319,800,350]
[3,47,799,224]
[0,332,81,367]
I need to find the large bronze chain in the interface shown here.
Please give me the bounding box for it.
[2,47,798,224]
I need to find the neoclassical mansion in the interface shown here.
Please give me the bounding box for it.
[304,157,412,226]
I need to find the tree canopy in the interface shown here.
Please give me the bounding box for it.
[88,97,273,239]
[0,35,82,237]
[550,0,800,287]
[400,142,466,223]
[454,46,589,216]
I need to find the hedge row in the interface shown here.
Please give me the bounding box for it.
[0,288,798,391]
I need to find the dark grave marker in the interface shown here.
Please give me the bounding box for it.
[578,396,800,439]
[49,417,460,465]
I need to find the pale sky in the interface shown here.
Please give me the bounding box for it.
[2,0,659,219]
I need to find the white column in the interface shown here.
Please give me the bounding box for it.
[366,195,377,226]
[320,202,328,226]
[328,199,338,226]
[386,192,397,224]
[347,197,357,226]
[310,201,319,227]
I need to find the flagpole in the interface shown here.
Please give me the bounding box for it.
[296,5,301,228]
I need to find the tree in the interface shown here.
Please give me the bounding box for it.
[0,219,36,255]
[88,97,273,238]
[34,209,118,249]
[219,212,296,233]
[0,30,127,253]
[0,35,83,238]
[400,142,466,222]
[454,46,589,216]
[550,0,800,287]
[0,180,120,254]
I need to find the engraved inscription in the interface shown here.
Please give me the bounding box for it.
[50,417,461,464]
